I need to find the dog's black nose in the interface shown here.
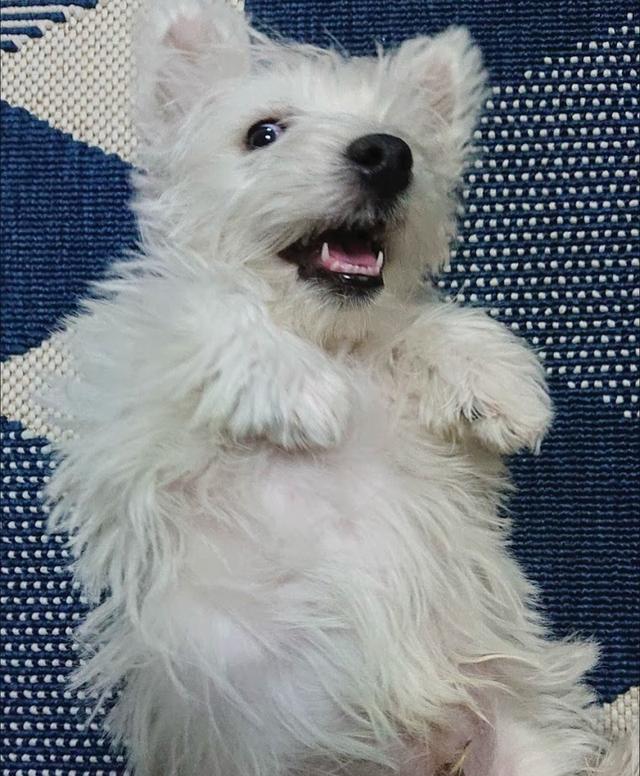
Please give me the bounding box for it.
[346,133,413,199]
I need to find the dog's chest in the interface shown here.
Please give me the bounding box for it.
[194,403,406,577]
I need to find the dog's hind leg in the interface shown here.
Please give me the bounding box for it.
[443,694,600,776]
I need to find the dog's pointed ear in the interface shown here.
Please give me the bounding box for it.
[391,28,486,158]
[137,1,251,130]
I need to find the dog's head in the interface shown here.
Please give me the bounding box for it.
[135,1,486,340]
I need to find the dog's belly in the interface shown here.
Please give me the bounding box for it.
[177,406,416,656]
[149,391,509,765]
[150,409,431,758]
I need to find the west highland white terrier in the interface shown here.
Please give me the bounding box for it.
[46,2,637,774]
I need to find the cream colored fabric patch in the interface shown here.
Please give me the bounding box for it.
[1,333,73,442]
[602,687,639,738]
[1,0,141,161]
[0,0,244,162]
[0,3,92,52]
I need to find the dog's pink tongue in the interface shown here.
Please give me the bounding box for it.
[319,240,380,274]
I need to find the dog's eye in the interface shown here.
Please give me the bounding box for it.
[246,120,285,150]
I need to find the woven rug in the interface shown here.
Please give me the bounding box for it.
[1,0,638,772]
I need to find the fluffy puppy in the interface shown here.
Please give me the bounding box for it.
[46,2,622,774]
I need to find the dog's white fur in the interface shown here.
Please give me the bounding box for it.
[46,2,631,774]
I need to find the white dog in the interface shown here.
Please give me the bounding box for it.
[46,2,633,774]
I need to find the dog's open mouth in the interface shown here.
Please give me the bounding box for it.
[279,225,385,301]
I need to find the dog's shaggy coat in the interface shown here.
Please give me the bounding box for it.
[45,2,635,774]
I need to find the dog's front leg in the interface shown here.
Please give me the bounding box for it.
[390,302,553,454]
[120,275,352,451]
[186,298,350,451]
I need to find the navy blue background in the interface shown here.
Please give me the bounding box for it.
[0,104,137,360]
[248,0,634,79]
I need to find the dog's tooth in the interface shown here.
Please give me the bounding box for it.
[376,250,384,269]
[321,242,330,262]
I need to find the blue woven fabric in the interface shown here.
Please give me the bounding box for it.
[1,1,638,772]
[1,419,124,773]
[0,104,137,360]
[509,392,639,693]
[248,0,632,78]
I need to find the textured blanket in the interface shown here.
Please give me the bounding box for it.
[1,0,638,772]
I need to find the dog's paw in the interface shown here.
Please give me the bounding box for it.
[226,359,351,451]
[415,335,552,455]
[264,365,351,450]
[460,356,553,455]
[465,391,552,455]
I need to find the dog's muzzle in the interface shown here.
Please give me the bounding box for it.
[277,134,412,303]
